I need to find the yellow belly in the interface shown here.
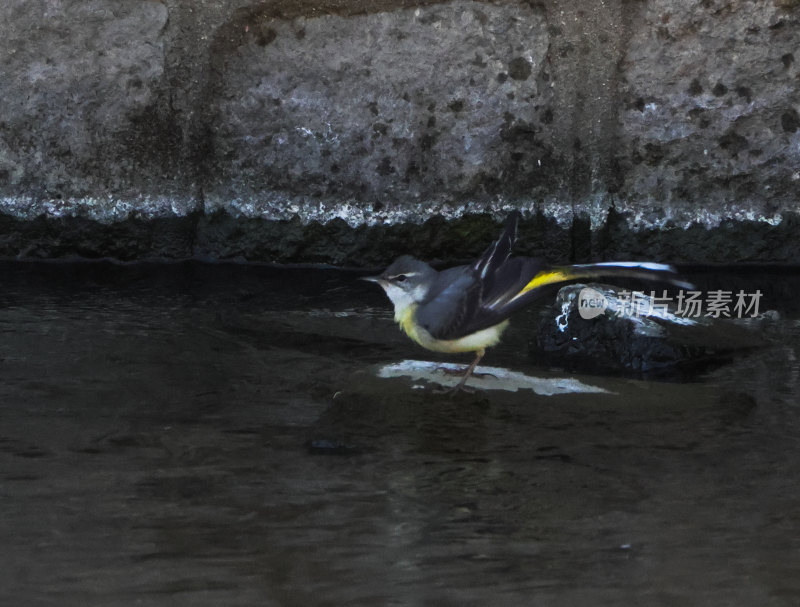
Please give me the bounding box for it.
[396,304,509,353]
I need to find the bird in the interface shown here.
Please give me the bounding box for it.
[362,211,687,393]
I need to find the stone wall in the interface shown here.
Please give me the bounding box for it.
[1,0,798,263]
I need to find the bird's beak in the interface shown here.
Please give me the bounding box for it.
[360,275,389,292]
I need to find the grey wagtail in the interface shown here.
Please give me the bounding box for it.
[363,211,687,392]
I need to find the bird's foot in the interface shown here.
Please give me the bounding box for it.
[433,383,476,395]
[436,366,496,380]
[434,366,476,394]
[434,351,486,395]
[437,365,468,377]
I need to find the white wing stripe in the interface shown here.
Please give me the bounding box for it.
[585,261,674,272]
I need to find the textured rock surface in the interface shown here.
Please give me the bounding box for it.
[533,283,769,376]
[209,2,550,214]
[0,0,177,200]
[614,0,800,229]
[0,0,798,263]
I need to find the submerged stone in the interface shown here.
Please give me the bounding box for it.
[376,359,611,394]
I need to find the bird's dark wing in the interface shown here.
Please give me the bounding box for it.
[415,211,686,341]
[471,211,519,280]
[416,212,539,340]
[415,258,550,340]
[453,258,689,337]
[414,266,482,340]
[458,257,551,334]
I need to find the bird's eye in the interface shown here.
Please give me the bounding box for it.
[394,274,407,283]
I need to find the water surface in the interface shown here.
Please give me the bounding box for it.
[1,261,799,606]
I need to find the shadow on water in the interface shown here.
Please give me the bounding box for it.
[1,260,799,606]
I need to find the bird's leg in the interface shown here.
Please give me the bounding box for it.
[455,349,485,390]
[438,350,497,380]
[435,349,485,394]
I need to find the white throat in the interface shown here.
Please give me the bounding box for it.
[382,283,429,322]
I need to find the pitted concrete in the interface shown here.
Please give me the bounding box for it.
[1,0,798,263]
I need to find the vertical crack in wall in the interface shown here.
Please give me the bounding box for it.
[541,0,628,260]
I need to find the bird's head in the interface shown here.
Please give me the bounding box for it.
[361,255,437,316]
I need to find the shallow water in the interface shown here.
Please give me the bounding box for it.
[1,261,799,606]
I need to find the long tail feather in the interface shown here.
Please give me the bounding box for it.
[569,261,693,290]
[511,261,691,304]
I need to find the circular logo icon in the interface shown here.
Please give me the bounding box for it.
[578,287,608,319]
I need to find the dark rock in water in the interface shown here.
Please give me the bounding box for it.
[533,284,770,377]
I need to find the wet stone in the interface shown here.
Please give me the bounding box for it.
[533,283,767,377]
